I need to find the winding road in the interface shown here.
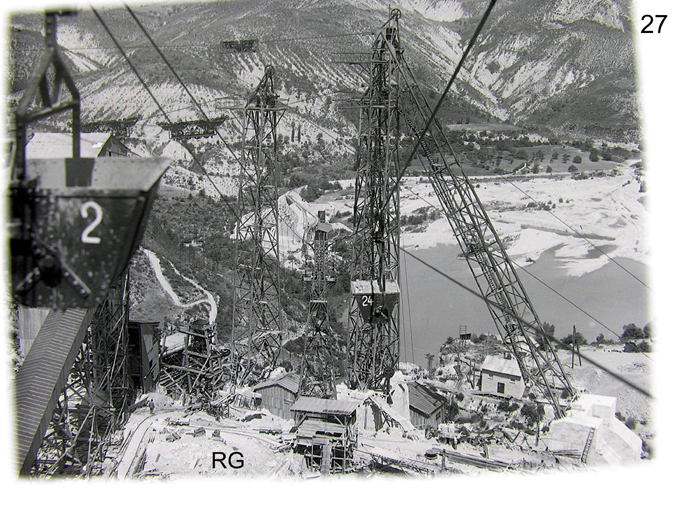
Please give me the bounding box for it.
[143,248,218,323]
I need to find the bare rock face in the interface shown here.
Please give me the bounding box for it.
[8,1,639,144]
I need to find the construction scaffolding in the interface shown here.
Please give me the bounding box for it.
[159,321,229,413]
[346,10,403,393]
[230,66,286,388]
[28,272,135,476]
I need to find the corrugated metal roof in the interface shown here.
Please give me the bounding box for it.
[14,308,94,475]
[408,382,447,417]
[26,132,113,158]
[290,396,359,416]
[252,373,300,394]
[481,355,522,378]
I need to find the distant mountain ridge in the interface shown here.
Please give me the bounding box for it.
[8,0,639,141]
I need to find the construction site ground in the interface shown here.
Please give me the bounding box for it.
[107,400,582,479]
[560,346,654,441]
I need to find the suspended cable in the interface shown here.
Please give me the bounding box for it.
[401,179,646,352]
[122,4,249,169]
[396,0,498,188]
[123,4,322,258]
[400,247,652,398]
[510,260,624,341]
[497,175,649,289]
[37,30,371,51]
[401,249,416,364]
[90,6,240,220]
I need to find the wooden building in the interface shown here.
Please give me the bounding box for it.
[26,132,129,158]
[252,373,301,420]
[407,381,448,430]
[291,397,359,473]
[479,354,525,399]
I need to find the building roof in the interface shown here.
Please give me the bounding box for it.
[252,373,301,394]
[26,132,115,158]
[408,382,447,417]
[290,396,359,416]
[481,355,523,378]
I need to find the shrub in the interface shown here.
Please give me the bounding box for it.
[499,400,520,413]
[625,417,637,430]
[637,340,652,353]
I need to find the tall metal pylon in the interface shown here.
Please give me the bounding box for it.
[382,9,575,416]
[346,10,403,393]
[230,66,285,388]
[298,211,337,398]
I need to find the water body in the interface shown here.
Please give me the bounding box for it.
[399,244,650,366]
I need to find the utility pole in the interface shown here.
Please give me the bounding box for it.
[571,325,583,368]
[425,353,435,378]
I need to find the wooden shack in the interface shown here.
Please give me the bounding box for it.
[407,381,448,429]
[252,373,301,420]
[291,397,359,473]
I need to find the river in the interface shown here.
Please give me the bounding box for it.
[398,244,650,366]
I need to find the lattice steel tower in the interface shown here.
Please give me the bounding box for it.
[299,211,337,397]
[231,66,285,387]
[386,9,575,416]
[346,10,403,393]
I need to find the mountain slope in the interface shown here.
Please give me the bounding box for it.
[7,0,640,142]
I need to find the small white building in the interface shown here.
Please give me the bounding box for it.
[542,394,642,466]
[479,354,525,399]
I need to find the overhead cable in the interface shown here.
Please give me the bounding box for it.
[400,246,652,399]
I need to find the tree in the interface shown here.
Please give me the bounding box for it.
[589,150,600,162]
[568,164,578,173]
[560,331,586,346]
[541,322,556,339]
[546,165,553,173]
[621,323,645,340]
[573,155,582,163]
[521,402,545,445]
